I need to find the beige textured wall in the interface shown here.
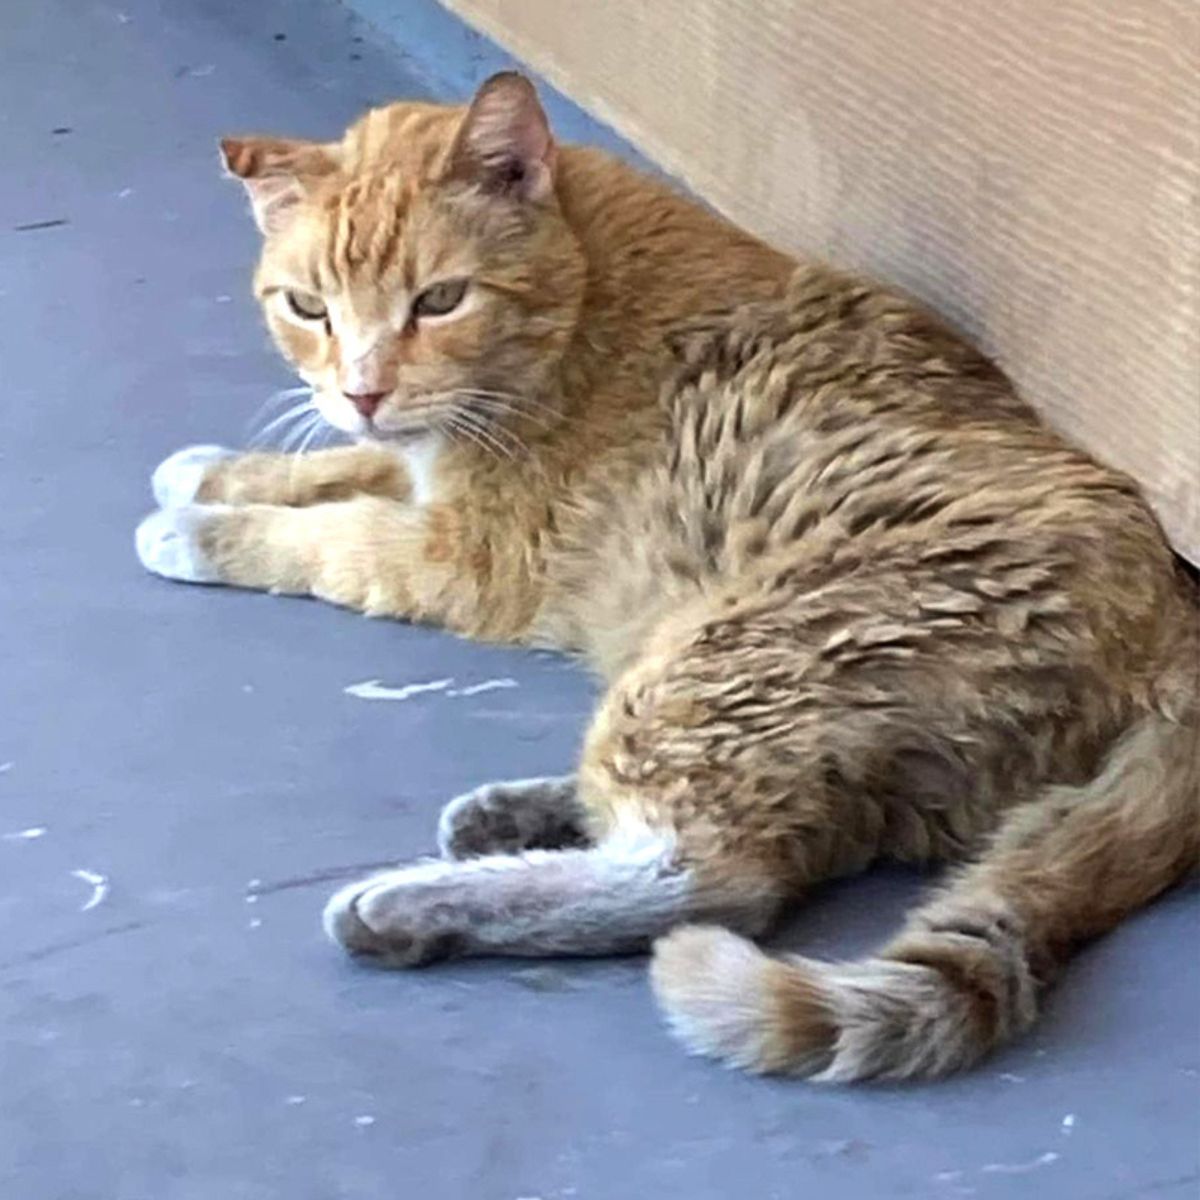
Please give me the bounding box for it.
[444,0,1200,563]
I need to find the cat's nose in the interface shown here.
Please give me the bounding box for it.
[343,390,387,420]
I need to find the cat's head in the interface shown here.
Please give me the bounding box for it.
[220,73,585,442]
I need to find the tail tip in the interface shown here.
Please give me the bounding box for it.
[650,924,836,1075]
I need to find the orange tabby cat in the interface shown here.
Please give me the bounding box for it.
[136,73,1198,1081]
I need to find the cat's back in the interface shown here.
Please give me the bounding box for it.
[665,265,1157,551]
[564,263,1185,671]
[657,264,1188,661]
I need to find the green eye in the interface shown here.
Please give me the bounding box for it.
[285,290,327,321]
[413,279,467,319]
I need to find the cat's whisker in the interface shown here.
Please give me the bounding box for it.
[485,421,529,459]
[442,415,481,457]
[255,385,313,416]
[249,398,317,448]
[413,386,567,431]
[445,412,493,457]
[279,409,321,455]
[245,386,314,438]
[454,409,521,461]
[281,416,322,493]
[312,421,338,451]
[283,415,340,495]
[458,394,554,431]
[294,413,323,458]
[445,413,504,462]
[264,385,314,407]
[422,389,529,442]
[301,412,324,451]
[403,393,525,453]
[458,402,545,475]
[459,389,572,426]
[456,385,543,407]
[431,415,460,454]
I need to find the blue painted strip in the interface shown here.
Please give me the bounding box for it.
[342,0,660,173]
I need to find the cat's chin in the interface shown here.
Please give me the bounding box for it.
[365,425,430,446]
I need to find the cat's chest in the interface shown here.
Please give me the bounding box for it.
[396,434,444,506]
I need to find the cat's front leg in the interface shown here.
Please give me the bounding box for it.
[135,497,499,631]
[151,443,408,508]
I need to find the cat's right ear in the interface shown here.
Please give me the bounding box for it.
[219,136,339,234]
[445,72,556,203]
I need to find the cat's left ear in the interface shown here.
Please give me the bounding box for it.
[445,72,556,203]
[218,136,340,234]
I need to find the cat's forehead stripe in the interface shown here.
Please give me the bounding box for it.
[313,174,412,288]
[343,103,462,179]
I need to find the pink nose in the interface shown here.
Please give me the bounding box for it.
[343,390,387,420]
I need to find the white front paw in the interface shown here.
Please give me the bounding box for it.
[151,445,233,507]
[135,506,225,583]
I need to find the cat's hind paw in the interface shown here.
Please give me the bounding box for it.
[323,864,465,968]
[437,775,585,860]
[151,444,233,507]
[135,506,225,583]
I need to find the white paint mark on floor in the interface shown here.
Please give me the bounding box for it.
[72,868,109,911]
[345,678,453,702]
[248,918,263,929]
[448,678,518,697]
[998,1072,1025,1083]
[0,761,13,774]
[353,1114,376,1128]
[285,1095,306,1106]
[1061,1114,1076,1134]
[980,1151,1059,1175]
[4,826,47,841]
[117,187,134,199]
[344,677,520,702]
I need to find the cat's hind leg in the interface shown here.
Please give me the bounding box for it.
[652,703,1199,1080]
[324,835,782,966]
[437,775,590,860]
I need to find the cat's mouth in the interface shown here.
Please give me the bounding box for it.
[362,394,504,446]
[364,405,444,443]
[324,389,525,453]
[315,389,439,442]
[371,424,430,444]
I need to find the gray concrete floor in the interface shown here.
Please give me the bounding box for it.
[1,1,1197,1197]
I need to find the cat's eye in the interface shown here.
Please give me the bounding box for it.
[285,290,327,322]
[412,279,468,320]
